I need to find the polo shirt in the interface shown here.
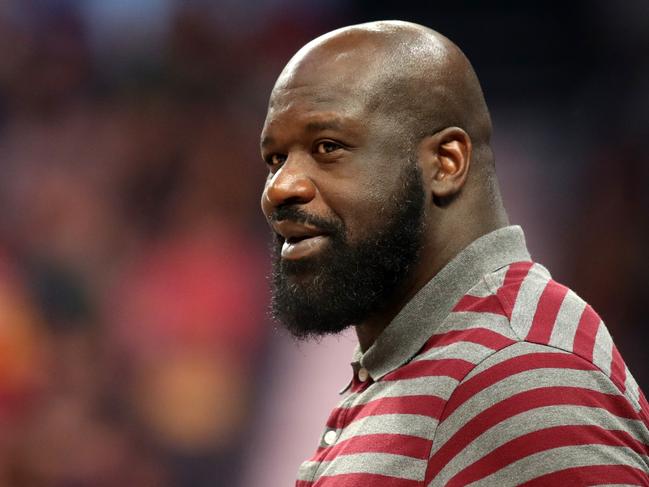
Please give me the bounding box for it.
[296,226,649,486]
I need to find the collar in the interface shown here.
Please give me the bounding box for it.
[351,225,531,382]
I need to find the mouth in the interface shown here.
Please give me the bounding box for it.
[271,218,332,260]
[285,235,310,245]
[281,234,329,260]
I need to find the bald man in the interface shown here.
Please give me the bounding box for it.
[260,21,649,486]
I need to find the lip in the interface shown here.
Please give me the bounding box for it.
[281,235,329,260]
[271,220,329,260]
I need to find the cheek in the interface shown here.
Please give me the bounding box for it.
[332,186,391,243]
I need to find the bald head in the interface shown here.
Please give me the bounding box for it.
[272,21,493,163]
[261,22,509,341]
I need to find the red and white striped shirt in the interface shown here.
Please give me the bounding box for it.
[296,226,649,486]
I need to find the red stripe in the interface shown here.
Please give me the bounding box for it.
[452,294,506,315]
[422,328,515,354]
[610,344,628,393]
[446,424,649,486]
[440,352,599,420]
[525,280,569,344]
[349,378,371,394]
[383,358,475,382]
[518,464,649,486]
[425,385,639,482]
[327,395,445,430]
[495,261,534,319]
[313,473,421,487]
[572,304,601,361]
[296,481,313,487]
[318,433,432,460]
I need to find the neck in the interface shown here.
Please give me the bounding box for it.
[355,203,509,352]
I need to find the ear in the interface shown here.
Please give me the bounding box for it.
[417,127,471,200]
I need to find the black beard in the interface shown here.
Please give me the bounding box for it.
[269,161,426,340]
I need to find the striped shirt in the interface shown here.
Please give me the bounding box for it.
[296,226,649,486]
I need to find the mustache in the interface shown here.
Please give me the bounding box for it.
[269,205,342,235]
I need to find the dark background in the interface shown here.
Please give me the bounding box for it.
[0,1,646,485]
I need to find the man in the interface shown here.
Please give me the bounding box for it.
[260,20,649,486]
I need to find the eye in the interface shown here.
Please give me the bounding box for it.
[265,153,287,167]
[315,140,342,154]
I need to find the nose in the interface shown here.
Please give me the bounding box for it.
[261,157,317,217]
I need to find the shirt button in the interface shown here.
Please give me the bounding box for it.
[358,367,369,382]
[323,430,338,446]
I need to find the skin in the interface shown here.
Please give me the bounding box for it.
[260,20,509,351]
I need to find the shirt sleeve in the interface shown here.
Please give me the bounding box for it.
[425,341,649,486]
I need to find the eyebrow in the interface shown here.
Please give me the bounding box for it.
[260,118,348,150]
[305,120,344,133]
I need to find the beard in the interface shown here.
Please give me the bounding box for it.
[269,160,426,340]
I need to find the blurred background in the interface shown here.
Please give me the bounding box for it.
[0,0,647,486]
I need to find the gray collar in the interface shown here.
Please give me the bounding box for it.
[352,225,531,381]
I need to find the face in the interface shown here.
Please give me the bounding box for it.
[260,66,426,339]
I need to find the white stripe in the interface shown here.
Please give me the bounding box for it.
[548,289,587,351]
[414,341,495,364]
[509,264,549,338]
[316,452,426,480]
[345,376,458,407]
[530,262,552,279]
[593,320,613,376]
[440,310,514,335]
[297,461,318,481]
[625,371,642,412]
[339,413,438,443]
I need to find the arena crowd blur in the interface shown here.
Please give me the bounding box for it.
[0,1,647,486]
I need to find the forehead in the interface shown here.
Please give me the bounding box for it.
[262,41,381,126]
[261,79,369,146]
[269,76,366,114]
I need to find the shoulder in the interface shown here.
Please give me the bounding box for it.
[450,260,644,409]
[423,262,649,485]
